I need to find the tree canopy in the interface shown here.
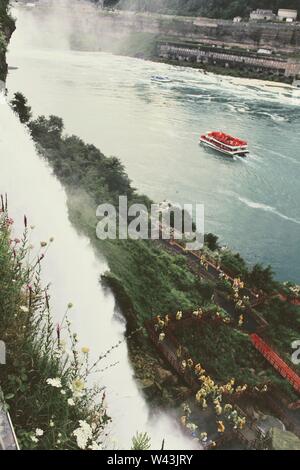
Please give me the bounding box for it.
[10,92,32,124]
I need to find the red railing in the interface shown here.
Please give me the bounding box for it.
[251,334,300,394]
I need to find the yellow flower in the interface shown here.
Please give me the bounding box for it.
[81,347,90,354]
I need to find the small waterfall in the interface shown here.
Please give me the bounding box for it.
[0,94,197,449]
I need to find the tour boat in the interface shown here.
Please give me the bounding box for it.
[200,131,249,157]
[151,75,171,83]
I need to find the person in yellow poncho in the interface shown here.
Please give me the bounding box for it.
[217,421,225,433]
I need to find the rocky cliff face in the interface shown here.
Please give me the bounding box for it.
[0,3,15,84]
[99,11,300,52]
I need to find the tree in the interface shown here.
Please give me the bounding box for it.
[10,92,32,124]
[247,263,276,292]
[29,115,64,144]
[204,233,220,251]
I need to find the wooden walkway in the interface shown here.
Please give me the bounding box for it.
[251,334,300,394]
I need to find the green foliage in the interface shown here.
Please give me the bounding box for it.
[220,250,248,278]
[0,30,6,55]
[131,431,151,450]
[246,263,277,293]
[0,0,15,42]
[29,115,136,205]
[174,319,276,385]
[0,0,13,82]
[198,279,215,301]
[0,211,111,449]
[10,92,32,124]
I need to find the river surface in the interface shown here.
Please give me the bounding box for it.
[7,5,300,283]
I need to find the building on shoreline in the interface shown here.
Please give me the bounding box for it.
[277,9,298,22]
[250,9,276,22]
[158,42,300,81]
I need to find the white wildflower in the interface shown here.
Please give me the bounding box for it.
[46,378,62,388]
[35,428,44,437]
[67,398,75,407]
[70,378,85,397]
[20,305,29,313]
[73,420,93,450]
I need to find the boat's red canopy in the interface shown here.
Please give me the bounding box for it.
[205,131,247,147]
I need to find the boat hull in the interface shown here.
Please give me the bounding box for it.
[199,138,249,157]
[151,76,171,83]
